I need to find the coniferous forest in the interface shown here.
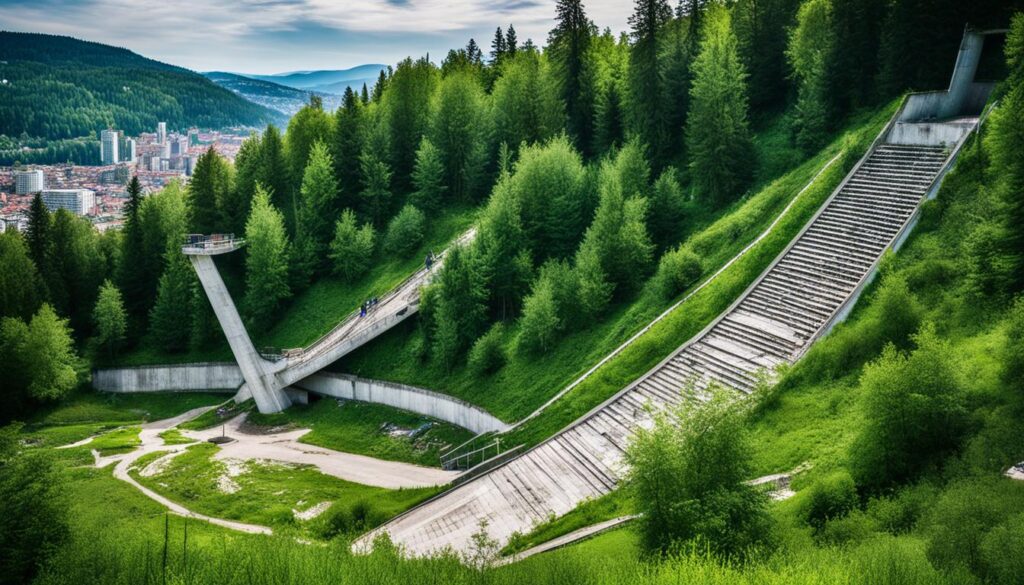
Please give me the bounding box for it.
[3,0,1024,583]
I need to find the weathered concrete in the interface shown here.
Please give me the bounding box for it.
[92,363,242,393]
[496,515,640,566]
[187,254,290,413]
[296,372,509,435]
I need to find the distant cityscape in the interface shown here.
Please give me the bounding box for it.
[0,123,251,232]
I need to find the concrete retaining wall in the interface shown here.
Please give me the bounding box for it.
[887,120,975,146]
[92,363,242,393]
[296,372,509,435]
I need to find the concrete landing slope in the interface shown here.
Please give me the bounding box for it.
[354,98,984,557]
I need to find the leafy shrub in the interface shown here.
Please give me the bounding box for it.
[849,325,968,491]
[314,499,388,540]
[0,445,69,585]
[800,469,858,532]
[383,204,426,256]
[468,323,506,375]
[652,245,704,300]
[818,510,877,547]
[865,482,939,535]
[979,513,1024,584]
[1004,296,1024,391]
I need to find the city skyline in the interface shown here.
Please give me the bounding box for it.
[0,0,633,75]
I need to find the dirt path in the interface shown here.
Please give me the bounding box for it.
[184,415,458,489]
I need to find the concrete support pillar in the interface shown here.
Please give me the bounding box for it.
[188,254,290,413]
[943,29,985,119]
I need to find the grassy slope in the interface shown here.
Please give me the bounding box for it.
[248,398,474,468]
[113,204,478,366]
[339,103,897,433]
[127,442,438,538]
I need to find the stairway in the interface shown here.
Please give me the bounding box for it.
[355,140,958,556]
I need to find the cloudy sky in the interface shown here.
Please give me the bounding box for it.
[0,0,633,74]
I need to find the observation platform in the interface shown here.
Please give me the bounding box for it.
[182,234,245,256]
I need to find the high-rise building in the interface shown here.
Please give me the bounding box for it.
[171,137,189,157]
[119,136,137,163]
[100,129,119,165]
[157,122,167,145]
[41,189,96,216]
[184,155,197,176]
[188,128,199,146]
[161,142,171,159]
[14,170,45,194]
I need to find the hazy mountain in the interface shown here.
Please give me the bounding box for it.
[0,32,285,144]
[240,64,386,95]
[204,71,343,117]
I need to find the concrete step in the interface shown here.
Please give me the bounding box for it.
[715,319,796,360]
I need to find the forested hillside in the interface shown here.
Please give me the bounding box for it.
[0,32,284,144]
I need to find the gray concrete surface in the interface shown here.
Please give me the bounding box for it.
[92,363,242,393]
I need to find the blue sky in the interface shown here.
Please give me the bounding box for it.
[0,0,632,74]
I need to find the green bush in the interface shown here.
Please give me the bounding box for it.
[1003,296,1024,391]
[865,482,939,535]
[329,210,376,281]
[979,513,1024,584]
[800,469,858,532]
[848,325,968,491]
[383,204,426,256]
[468,323,507,375]
[314,499,389,539]
[818,510,877,547]
[652,245,704,300]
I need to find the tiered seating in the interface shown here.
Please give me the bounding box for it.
[359,142,952,556]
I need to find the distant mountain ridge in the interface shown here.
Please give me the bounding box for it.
[204,71,343,117]
[236,64,386,95]
[0,31,285,143]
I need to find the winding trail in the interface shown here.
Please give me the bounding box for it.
[85,405,457,536]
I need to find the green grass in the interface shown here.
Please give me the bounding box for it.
[89,426,142,456]
[128,442,438,537]
[112,204,478,366]
[502,489,634,555]
[19,390,225,448]
[339,102,898,438]
[248,398,475,467]
[157,428,195,445]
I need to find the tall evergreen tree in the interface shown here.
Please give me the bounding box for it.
[243,186,291,330]
[466,38,483,65]
[506,25,519,54]
[549,0,596,157]
[258,125,292,235]
[93,279,126,356]
[990,13,1024,292]
[476,180,532,319]
[118,175,147,319]
[372,68,389,103]
[491,27,507,64]
[226,134,262,235]
[188,147,233,235]
[293,141,339,280]
[361,82,370,104]
[734,0,800,112]
[823,0,886,116]
[410,137,448,213]
[25,193,50,286]
[332,87,366,213]
[430,71,490,201]
[628,0,674,171]
[787,0,833,151]
[432,246,487,368]
[384,57,440,194]
[45,210,103,336]
[329,209,376,281]
[0,229,42,321]
[492,52,565,154]
[687,4,754,206]
[511,137,587,261]
[285,97,334,192]
[148,245,193,353]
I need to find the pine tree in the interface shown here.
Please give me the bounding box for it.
[549,0,596,157]
[0,229,42,321]
[511,137,587,261]
[332,87,366,213]
[734,0,800,112]
[361,83,370,104]
[188,147,233,234]
[506,25,519,54]
[285,97,334,192]
[648,167,688,253]
[372,69,388,103]
[432,246,486,366]
[491,27,507,64]
[517,276,561,354]
[430,71,489,201]
[384,57,439,193]
[294,141,339,280]
[359,151,393,228]
[25,193,50,285]
[93,279,126,356]
[466,38,483,65]
[18,304,78,401]
[787,0,833,151]
[227,134,262,235]
[258,125,293,235]
[492,52,565,155]
[628,0,673,171]
[476,180,532,318]
[329,209,376,281]
[118,176,147,319]
[242,185,291,330]
[687,4,754,207]
[148,244,194,353]
[410,138,448,213]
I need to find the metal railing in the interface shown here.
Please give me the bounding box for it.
[181,233,243,252]
[440,433,504,471]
